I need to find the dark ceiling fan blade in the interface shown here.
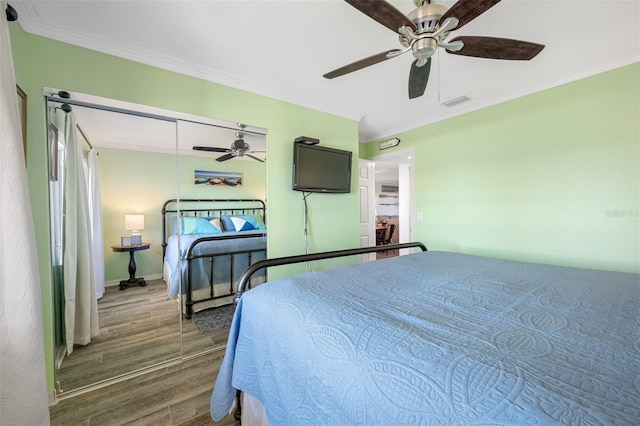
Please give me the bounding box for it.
[324,49,401,79]
[408,58,431,99]
[447,36,545,60]
[193,146,229,153]
[439,0,501,30]
[246,154,265,163]
[345,0,416,33]
[216,153,235,162]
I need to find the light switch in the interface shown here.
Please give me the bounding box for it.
[417,212,423,222]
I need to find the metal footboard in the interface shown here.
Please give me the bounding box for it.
[184,233,267,318]
[233,242,427,304]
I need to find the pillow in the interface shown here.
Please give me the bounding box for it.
[179,216,221,235]
[220,214,266,232]
[208,217,223,233]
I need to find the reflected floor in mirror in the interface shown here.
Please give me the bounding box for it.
[49,350,238,425]
[56,279,229,392]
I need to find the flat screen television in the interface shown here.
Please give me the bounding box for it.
[292,143,352,193]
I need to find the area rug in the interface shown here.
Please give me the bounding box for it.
[192,304,235,334]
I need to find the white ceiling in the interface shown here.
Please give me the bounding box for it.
[13,0,640,143]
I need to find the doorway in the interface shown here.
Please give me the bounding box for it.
[371,148,414,256]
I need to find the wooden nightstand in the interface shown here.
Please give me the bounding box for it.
[111,243,150,290]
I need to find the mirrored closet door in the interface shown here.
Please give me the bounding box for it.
[46,90,267,396]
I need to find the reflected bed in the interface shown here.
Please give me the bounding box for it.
[161,199,267,318]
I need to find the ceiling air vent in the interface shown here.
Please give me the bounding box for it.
[441,96,471,107]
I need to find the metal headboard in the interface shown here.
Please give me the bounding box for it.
[161,198,266,259]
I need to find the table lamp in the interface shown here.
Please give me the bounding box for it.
[125,214,144,245]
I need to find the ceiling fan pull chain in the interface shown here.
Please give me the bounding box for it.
[437,49,440,104]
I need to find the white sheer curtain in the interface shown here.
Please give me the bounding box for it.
[88,149,105,299]
[63,114,99,354]
[0,1,50,422]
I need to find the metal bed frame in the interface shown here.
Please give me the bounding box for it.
[161,199,267,318]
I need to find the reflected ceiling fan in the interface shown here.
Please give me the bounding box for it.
[193,126,265,163]
[324,0,545,99]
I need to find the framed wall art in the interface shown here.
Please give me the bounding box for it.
[194,170,242,187]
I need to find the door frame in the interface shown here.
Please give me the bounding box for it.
[370,148,415,252]
[358,159,376,262]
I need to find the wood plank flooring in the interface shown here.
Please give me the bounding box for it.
[49,351,238,425]
[51,280,236,425]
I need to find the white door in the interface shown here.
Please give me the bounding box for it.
[358,159,376,262]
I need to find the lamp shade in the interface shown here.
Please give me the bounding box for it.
[125,214,144,235]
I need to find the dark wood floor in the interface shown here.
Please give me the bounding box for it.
[50,280,236,425]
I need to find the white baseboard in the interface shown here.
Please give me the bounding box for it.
[105,273,163,287]
[48,388,58,406]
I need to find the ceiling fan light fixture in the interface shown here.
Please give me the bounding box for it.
[412,37,438,61]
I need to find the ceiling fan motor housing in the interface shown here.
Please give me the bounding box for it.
[232,139,248,152]
[406,3,448,64]
[408,3,447,34]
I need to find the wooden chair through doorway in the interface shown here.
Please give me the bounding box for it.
[375,227,386,246]
[384,224,397,254]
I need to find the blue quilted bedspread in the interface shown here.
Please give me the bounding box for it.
[210,251,639,425]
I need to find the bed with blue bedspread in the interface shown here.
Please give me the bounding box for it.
[211,249,639,425]
[161,199,267,318]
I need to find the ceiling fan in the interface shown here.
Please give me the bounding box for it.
[193,127,265,163]
[324,0,545,99]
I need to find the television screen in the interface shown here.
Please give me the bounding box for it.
[292,143,352,193]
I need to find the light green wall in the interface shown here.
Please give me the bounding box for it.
[363,62,640,273]
[10,25,360,391]
[99,148,175,282]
